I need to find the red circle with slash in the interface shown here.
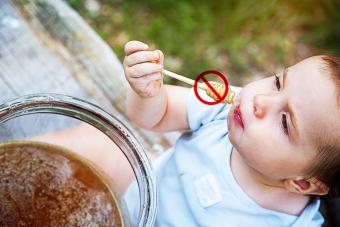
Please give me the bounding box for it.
[194,70,229,105]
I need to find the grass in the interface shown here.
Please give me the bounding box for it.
[67,0,340,86]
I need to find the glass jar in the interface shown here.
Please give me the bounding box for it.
[0,94,157,227]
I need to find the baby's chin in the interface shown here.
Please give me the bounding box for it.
[227,115,249,161]
[227,131,238,149]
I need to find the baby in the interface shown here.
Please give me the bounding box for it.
[123,40,340,226]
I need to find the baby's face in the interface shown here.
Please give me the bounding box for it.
[227,56,339,180]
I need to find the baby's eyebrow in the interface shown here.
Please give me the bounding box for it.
[283,68,288,87]
[288,102,300,141]
[283,68,300,142]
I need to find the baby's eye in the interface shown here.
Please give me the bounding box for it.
[281,113,289,135]
[274,74,281,91]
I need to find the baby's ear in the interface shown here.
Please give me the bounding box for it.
[284,178,329,196]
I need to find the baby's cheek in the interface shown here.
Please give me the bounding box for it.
[243,148,292,178]
[240,130,274,156]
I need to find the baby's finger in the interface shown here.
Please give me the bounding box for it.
[156,50,164,65]
[143,72,163,81]
[129,72,163,84]
[128,63,163,78]
[125,50,160,67]
[124,40,148,56]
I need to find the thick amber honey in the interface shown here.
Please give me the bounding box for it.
[0,141,123,226]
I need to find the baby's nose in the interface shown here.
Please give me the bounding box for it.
[253,94,272,118]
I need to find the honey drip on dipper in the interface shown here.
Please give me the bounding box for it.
[151,60,235,104]
[200,82,235,104]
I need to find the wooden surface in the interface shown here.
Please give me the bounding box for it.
[0,0,174,152]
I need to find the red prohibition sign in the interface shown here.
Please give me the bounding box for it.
[194,70,229,105]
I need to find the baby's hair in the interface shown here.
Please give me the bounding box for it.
[307,55,340,197]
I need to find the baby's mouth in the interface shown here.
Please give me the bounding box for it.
[233,104,244,128]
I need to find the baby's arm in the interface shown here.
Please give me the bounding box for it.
[124,41,189,132]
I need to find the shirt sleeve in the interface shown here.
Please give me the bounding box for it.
[186,86,241,131]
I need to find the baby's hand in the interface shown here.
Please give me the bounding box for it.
[123,41,164,98]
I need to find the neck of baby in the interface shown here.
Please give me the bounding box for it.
[230,147,311,216]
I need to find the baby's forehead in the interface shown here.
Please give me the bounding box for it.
[289,60,339,147]
[301,56,340,103]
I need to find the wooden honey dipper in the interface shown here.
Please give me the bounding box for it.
[151,59,234,104]
[162,69,234,104]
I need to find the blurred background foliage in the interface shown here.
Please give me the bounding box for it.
[67,0,339,86]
